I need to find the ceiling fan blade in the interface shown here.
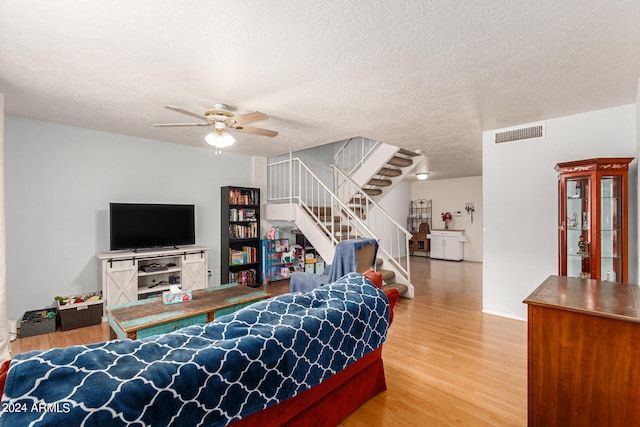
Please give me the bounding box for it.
[233,111,269,125]
[234,125,279,137]
[153,123,212,127]
[164,105,209,122]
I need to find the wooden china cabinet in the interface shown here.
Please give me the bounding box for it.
[556,157,633,283]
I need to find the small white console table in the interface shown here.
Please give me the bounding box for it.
[427,229,467,261]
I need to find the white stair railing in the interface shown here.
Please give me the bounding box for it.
[267,156,411,286]
[332,165,412,284]
[267,157,377,248]
[333,137,381,177]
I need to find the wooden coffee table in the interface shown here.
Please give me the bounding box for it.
[107,283,271,340]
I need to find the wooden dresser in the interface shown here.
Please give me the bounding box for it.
[524,275,640,427]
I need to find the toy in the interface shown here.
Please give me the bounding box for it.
[267,227,276,240]
[282,247,296,263]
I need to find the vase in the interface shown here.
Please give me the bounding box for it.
[445,224,448,230]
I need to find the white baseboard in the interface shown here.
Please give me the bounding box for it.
[482,308,527,322]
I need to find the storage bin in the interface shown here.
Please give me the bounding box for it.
[57,292,103,331]
[19,308,57,338]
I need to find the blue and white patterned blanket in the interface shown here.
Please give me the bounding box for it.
[0,273,390,426]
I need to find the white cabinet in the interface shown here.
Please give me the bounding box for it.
[428,230,466,261]
[98,246,208,308]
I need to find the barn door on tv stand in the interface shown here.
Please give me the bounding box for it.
[104,259,138,307]
[181,252,208,291]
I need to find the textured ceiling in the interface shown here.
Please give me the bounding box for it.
[1,1,639,180]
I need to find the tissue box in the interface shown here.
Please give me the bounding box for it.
[162,289,192,305]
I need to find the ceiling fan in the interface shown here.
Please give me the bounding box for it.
[153,104,278,149]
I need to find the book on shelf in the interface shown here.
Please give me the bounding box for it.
[228,189,259,206]
[229,208,256,222]
[242,246,257,263]
[229,247,256,266]
[228,223,257,239]
[229,250,246,266]
[228,269,258,286]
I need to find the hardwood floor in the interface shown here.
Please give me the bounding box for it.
[10,258,527,426]
[342,259,527,426]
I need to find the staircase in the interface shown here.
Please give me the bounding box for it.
[375,259,408,295]
[308,205,408,295]
[361,148,422,198]
[266,155,414,297]
[334,138,424,201]
[332,167,412,294]
[331,138,429,295]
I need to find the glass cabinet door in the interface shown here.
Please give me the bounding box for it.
[601,176,622,282]
[565,176,591,279]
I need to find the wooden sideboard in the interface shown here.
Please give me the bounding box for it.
[524,275,640,426]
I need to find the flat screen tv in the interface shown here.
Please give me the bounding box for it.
[110,203,195,251]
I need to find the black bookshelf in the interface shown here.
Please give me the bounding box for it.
[221,186,261,287]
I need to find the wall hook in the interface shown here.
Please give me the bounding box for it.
[465,202,475,223]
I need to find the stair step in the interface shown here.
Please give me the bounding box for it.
[339,207,366,220]
[376,258,410,297]
[349,206,366,219]
[387,156,413,167]
[318,215,341,222]
[325,224,351,233]
[348,193,369,205]
[336,234,360,241]
[398,148,420,157]
[363,188,383,196]
[378,269,396,282]
[378,167,402,177]
[310,206,332,216]
[367,178,392,187]
[305,206,338,222]
[382,282,409,295]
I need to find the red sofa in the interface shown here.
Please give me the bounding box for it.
[0,272,399,426]
[236,277,399,426]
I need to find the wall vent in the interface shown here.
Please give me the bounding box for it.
[494,123,545,144]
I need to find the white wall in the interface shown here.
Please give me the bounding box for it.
[377,180,412,229]
[5,116,262,320]
[0,95,9,361]
[483,104,637,320]
[269,142,337,186]
[372,179,412,258]
[411,176,483,262]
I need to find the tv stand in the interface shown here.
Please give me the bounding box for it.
[97,245,209,309]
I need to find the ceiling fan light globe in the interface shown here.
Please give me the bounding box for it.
[221,131,235,147]
[205,130,236,148]
[416,172,429,180]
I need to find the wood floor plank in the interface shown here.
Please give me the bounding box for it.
[341,259,527,426]
[10,259,527,426]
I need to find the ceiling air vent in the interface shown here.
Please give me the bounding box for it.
[494,123,545,144]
